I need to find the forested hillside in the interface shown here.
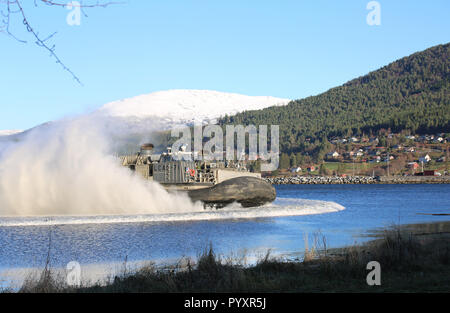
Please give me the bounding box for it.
[219,43,449,155]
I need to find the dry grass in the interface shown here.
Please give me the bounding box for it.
[12,224,450,293]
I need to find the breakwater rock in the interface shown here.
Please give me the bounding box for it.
[265,175,376,185]
[264,175,450,185]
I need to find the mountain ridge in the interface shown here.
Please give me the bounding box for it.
[97,89,291,127]
[219,43,450,154]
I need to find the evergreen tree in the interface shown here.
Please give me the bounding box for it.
[290,154,297,167]
[280,153,290,169]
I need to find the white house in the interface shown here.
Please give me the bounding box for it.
[419,154,431,163]
[326,151,340,159]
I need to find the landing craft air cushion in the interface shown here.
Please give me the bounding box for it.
[120,144,276,208]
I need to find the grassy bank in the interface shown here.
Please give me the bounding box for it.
[10,222,450,293]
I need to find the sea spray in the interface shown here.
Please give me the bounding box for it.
[0,198,345,226]
[0,115,204,216]
[0,112,346,219]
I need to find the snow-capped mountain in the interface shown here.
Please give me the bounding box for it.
[97,89,290,127]
[0,90,291,153]
[0,130,22,137]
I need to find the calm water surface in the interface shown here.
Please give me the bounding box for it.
[1,184,449,287]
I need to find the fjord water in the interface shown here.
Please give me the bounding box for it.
[1,184,449,287]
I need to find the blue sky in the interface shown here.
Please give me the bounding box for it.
[1,0,449,130]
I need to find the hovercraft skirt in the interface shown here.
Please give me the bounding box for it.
[187,176,276,208]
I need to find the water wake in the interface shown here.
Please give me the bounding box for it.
[0,198,345,227]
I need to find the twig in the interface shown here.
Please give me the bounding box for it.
[1,0,121,85]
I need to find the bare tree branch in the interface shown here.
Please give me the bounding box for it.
[1,0,120,85]
[41,0,121,8]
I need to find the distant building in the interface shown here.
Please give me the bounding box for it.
[326,151,340,159]
[418,154,431,163]
[369,149,381,156]
[423,170,436,176]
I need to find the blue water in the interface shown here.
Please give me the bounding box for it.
[0,184,449,286]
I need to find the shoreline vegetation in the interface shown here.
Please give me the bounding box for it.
[7,221,450,293]
[264,175,450,185]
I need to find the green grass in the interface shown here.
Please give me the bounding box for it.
[316,161,380,176]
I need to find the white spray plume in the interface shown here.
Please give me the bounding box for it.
[0,115,203,217]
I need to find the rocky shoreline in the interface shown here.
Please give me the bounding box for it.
[264,175,450,185]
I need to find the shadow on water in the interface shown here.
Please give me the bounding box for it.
[363,220,450,239]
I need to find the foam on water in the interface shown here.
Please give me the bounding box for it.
[0,198,345,227]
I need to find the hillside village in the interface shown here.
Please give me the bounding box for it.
[223,43,449,179]
[272,130,450,177]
